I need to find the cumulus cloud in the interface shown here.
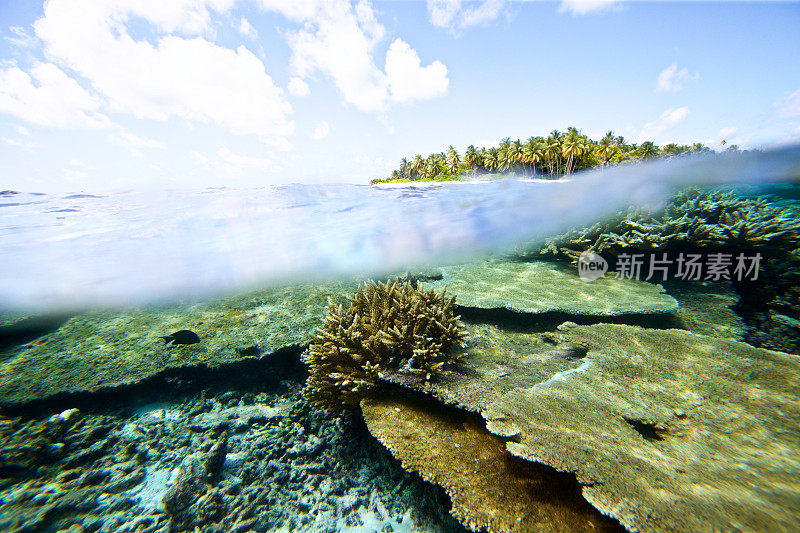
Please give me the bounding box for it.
[656,62,699,93]
[385,39,448,103]
[0,62,111,129]
[775,88,800,119]
[638,106,689,142]
[559,0,620,15]
[288,77,311,96]
[32,0,293,142]
[311,121,330,139]
[274,0,448,112]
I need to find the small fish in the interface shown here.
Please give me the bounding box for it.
[159,330,200,346]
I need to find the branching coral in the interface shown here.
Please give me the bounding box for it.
[302,280,468,409]
[541,188,800,261]
[539,187,800,353]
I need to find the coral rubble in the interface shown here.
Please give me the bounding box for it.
[0,383,464,532]
[302,280,467,410]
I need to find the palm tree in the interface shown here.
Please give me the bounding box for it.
[411,154,424,180]
[509,139,523,174]
[638,141,658,160]
[596,131,616,167]
[498,148,512,172]
[546,131,563,175]
[446,145,460,175]
[661,143,682,158]
[478,148,489,171]
[464,145,479,169]
[483,148,499,172]
[562,132,586,175]
[398,157,410,178]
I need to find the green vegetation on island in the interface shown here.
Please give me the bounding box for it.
[371,127,740,184]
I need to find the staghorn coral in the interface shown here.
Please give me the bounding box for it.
[541,188,800,261]
[539,188,800,352]
[302,280,468,409]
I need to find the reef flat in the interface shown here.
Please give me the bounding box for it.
[0,281,357,405]
[421,260,679,316]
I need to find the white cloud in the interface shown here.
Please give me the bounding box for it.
[256,0,323,22]
[461,0,506,27]
[656,62,699,93]
[718,127,737,139]
[311,121,330,139]
[559,0,619,16]
[428,0,614,29]
[15,125,30,136]
[238,17,257,38]
[275,0,448,112]
[2,137,34,150]
[427,0,506,29]
[33,0,293,142]
[110,130,165,157]
[428,0,461,28]
[288,77,311,96]
[775,88,800,119]
[5,26,35,48]
[638,106,689,142]
[0,62,111,129]
[285,1,387,112]
[385,39,449,103]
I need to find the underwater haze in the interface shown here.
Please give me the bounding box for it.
[2,146,799,312]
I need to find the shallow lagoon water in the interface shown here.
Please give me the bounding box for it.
[2,146,799,312]
[0,147,799,532]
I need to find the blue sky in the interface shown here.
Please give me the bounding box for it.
[1,0,798,192]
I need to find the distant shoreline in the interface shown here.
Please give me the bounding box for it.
[372,177,573,187]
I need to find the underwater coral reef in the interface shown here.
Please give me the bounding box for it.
[540,188,800,353]
[303,280,467,409]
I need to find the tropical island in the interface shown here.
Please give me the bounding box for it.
[371,127,739,184]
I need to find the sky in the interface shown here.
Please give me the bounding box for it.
[0,0,798,192]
